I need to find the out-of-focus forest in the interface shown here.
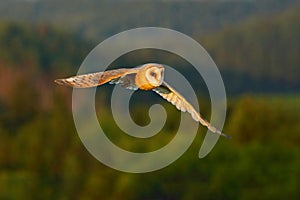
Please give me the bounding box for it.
[0,0,299,199]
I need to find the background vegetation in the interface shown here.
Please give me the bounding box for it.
[0,0,299,199]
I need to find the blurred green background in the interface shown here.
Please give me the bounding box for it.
[0,0,299,199]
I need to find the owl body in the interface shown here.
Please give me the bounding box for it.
[55,63,230,138]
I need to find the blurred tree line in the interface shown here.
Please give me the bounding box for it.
[0,0,299,39]
[200,6,300,94]
[0,6,299,200]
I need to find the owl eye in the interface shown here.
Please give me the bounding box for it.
[150,72,157,78]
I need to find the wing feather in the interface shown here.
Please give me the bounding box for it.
[55,68,138,88]
[153,82,231,138]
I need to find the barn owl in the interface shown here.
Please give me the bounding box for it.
[55,63,231,138]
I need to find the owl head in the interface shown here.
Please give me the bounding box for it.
[144,63,164,87]
[134,63,165,90]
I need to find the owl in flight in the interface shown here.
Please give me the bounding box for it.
[55,63,231,138]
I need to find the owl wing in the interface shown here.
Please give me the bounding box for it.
[153,82,231,138]
[55,68,139,88]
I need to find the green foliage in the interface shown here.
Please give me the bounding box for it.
[227,95,300,144]
[1,81,300,200]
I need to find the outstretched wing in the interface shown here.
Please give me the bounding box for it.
[55,68,138,88]
[153,82,231,138]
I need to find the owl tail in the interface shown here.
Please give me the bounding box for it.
[54,72,103,88]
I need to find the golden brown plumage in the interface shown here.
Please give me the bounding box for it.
[55,63,230,138]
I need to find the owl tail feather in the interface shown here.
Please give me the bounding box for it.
[54,72,103,88]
